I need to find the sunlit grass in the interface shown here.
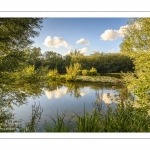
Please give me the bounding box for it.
[75,75,123,84]
[60,74,123,84]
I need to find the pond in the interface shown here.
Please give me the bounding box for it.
[11,82,123,131]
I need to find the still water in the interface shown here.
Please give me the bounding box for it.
[12,82,122,129]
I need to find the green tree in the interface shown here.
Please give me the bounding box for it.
[120,18,150,108]
[0,18,43,53]
[0,18,44,131]
[120,18,150,53]
[24,47,43,69]
[0,18,43,74]
[42,51,64,73]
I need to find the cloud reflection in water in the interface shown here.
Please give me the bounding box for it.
[45,87,68,99]
[101,92,119,104]
[44,87,89,99]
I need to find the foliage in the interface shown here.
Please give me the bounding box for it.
[82,69,89,76]
[89,67,98,76]
[65,63,81,81]
[26,50,134,74]
[120,18,150,53]
[0,51,26,72]
[0,18,43,80]
[44,110,71,132]
[0,18,46,132]
[24,47,43,69]
[73,107,101,132]
[0,109,17,132]
[19,102,43,132]
[68,75,123,84]
[28,98,150,132]
[100,73,122,78]
[0,18,43,53]
[122,51,150,108]
[96,101,150,132]
[77,70,82,75]
[120,18,150,108]
[59,75,66,81]
[47,69,60,81]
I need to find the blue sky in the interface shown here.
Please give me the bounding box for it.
[32,18,129,55]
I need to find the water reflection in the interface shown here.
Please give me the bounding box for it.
[0,80,124,131]
[79,89,89,96]
[44,86,90,99]
[45,87,68,99]
[101,92,119,104]
[0,81,43,131]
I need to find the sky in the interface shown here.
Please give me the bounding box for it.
[32,18,129,56]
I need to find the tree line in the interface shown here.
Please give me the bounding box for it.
[23,47,134,74]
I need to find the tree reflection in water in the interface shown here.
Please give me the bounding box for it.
[0,80,123,132]
[0,80,44,132]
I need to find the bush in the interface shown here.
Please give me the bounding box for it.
[60,75,66,81]
[65,63,81,81]
[82,69,89,76]
[89,67,98,76]
[77,70,82,75]
[47,69,60,81]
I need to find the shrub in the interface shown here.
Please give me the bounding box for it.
[60,75,66,81]
[65,63,81,81]
[47,69,60,81]
[89,67,98,76]
[77,70,82,75]
[82,69,89,76]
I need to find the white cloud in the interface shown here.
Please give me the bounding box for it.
[108,48,115,53]
[100,25,128,41]
[63,47,88,56]
[43,36,71,49]
[44,87,68,99]
[63,50,72,56]
[78,47,88,54]
[76,38,90,45]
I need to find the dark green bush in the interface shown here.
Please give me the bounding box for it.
[77,70,82,75]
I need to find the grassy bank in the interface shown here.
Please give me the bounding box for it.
[100,73,122,78]
[60,75,123,85]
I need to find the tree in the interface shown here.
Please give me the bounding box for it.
[120,18,150,108]
[0,18,43,53]
[120,18,150,53]
[0,18,46,131]
[0,18,43,72]
[42,51,64,72]
[0,18,43,70]
[24,47,43,69]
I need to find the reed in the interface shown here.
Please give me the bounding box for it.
[44,110,72,132]
[20,96,150,132]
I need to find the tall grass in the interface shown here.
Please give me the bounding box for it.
[73,109,101,132]
[19,102,43,132]
[19,95,150,132]
[44,110,72,132]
